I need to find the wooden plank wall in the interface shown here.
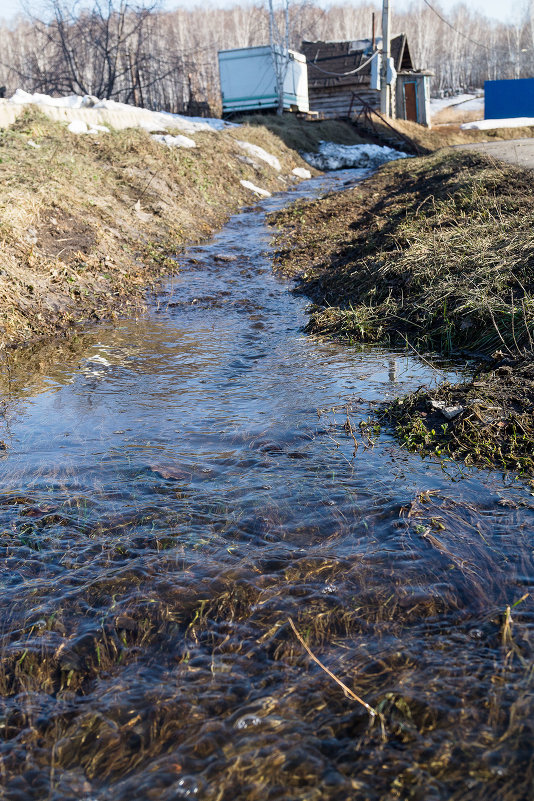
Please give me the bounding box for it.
[308,87,380,119]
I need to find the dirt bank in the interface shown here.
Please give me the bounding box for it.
[0,109,330,349]
[270,149,534,474]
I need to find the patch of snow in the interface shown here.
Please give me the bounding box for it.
[151,133,196,148]
[461,116,534,130]
[67,119,109,135]
[27,139,40,149]
[302,141,407,171]
[292,167,311,179]
[10,89,99,109]
[240,180,271,198]
[236,140,281,171]
[67,119,88,134]
[177,115,233,131]
[429,93,482,113]
[8,88,235,134]
[91,98,229,133]
[455,97,484,112]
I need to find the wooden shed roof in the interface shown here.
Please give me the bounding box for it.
[301,34,414,88]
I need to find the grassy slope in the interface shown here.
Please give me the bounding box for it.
[271,149,534,355]
[270,149,534,474]
[243,113,369,152]
[0,109,317,348]
[245,111,534,156]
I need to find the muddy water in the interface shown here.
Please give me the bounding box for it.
[0,171,533,801]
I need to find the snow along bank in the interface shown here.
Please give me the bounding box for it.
[2,89,234,135]
[301,142,407,171]
[429,93,484,117]
[461,116,534,131]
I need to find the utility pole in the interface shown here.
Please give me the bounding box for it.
[380,0,391,116]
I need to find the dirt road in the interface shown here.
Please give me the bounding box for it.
[454,137,534,169]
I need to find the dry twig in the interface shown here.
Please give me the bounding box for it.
[288,617,376,717]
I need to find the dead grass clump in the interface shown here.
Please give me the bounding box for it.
[385,356,534,474]
[432,107,481,125]
[238,113,370,153]
[271,150,534,357]
[270,148,534,473]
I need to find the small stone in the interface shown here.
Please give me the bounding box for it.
[430,399,464,420]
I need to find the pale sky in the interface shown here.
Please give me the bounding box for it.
[0,0,522,25]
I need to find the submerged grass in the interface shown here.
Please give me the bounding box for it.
[270,149,534,473]
[0,484,532,800]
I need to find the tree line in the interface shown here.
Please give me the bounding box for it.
[0,0,533,115]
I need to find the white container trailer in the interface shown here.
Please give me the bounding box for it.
[218,45,309,115]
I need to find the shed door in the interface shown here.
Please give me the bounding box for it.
[404,82,418,122]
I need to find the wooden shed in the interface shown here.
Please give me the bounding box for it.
[300,34,431,125]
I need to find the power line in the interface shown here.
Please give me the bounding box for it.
[308,50,378,78]
[421,0,498,51]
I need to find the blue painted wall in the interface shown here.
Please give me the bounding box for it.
[485,78,534,119]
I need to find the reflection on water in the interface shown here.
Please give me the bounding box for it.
[0,170,533,801]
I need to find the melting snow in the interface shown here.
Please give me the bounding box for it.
[240,180,271,198]
[461,117,534,130]
[292,167,311,179]
[429,93,484,115]
[10,89,98,109]
[236,140,281,171]
[8,88,234,134]
[67,120,109,135]
[302,142,407,171]
[151,133,196,148]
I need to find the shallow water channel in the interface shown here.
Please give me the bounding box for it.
[0,170,533,801]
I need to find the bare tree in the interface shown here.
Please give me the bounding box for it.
[16,0,160,99]
[1,0,533,114]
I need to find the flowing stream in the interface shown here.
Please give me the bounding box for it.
[0,169,533,801]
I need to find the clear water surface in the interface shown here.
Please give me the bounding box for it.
[0,169,532,801]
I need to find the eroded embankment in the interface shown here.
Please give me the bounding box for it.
[270,150,534,474]
[0,109,332,348]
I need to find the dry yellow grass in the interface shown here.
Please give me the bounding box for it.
[369,112,534,153]
[431,106,482,125]
[0,109,316,347]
